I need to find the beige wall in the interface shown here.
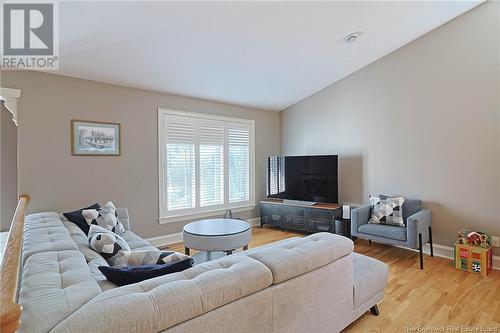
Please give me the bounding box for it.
[1,71,280,237]
[281,2,500,253]
[0,103,18,231]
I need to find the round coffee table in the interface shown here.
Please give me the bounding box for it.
[183,219,251,263]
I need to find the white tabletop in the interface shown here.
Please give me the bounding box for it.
[183,219,250,237]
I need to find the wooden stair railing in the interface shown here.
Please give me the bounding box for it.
[0,195,30,333]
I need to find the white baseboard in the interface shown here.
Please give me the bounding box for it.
[247,217,261,226]
[146,217,261,248]
[395,243,500,271]
[146,232,182,248]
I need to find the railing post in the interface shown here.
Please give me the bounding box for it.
[0,194,30,333]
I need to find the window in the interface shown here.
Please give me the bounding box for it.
[266,156,285,197]
[158,109,255,222]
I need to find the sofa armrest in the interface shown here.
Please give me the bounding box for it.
[116,207,131,231]
[406,209,432,249]
[351,204,371,236]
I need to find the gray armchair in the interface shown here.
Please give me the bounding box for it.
[351,198,433,269]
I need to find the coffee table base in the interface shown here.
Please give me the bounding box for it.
[192,251,226,264]
[186,245,249,264]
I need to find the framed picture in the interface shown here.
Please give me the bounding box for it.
[71,120,121,156]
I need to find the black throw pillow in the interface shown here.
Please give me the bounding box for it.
[63,203,100,235]
[98,258,193,286]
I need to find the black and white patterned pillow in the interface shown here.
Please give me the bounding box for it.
[63,203,101,235]
[88,225,131,262]
[82,201,125,234]
[110,250,192,268]
[368,196,405,227]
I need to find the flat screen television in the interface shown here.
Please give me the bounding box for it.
[266,155,338,204]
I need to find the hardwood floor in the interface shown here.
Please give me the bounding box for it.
[167,226,500,333]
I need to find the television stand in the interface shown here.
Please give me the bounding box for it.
[260,199,351,238]
[282,199,317,206]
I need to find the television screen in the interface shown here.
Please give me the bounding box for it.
[266,155,338,203]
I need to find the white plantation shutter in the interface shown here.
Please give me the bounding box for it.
[228,125,250,203]
[199,124,224,207]
[164,115,196,211]
[267,156,278,196]
[159,109,254,219]
[266,156,285,196]
[279,157,285,193]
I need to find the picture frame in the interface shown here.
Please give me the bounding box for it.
[71,120,121,156]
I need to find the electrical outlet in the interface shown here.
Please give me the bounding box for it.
[492,236,500,247]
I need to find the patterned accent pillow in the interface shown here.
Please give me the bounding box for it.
[63,203,101,235]
[82,201,125,234]
[88,225,131,262]
[369,196,405,227]
[109,250,192,268]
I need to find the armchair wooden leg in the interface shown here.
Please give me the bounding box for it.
[370,304,380,316]
[418,233,423,270]
[429,226,434,257]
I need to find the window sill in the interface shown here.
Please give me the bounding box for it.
[158,204,257,224]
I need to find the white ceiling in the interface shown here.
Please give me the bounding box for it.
[56,1,482,111]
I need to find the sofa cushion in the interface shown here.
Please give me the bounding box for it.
[352,253,389,308]
[63,203,101,235]
[23,213,78,264]
[87,255,119,291]
[116,207,131,231]
[51,256,273,333]
[62,219,105,262]
[358,223,407,241]
[98,259,193,286]
[23,211,64,229]
[121,230,158,252]
[19,250,102,333]
[245,232,353,284]
[88,254,109,277]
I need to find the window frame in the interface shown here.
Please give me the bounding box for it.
[158,108,256,224]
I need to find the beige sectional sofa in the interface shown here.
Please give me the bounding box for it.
[18,209,388,333]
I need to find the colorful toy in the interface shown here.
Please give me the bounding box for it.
[480,234,489,248]
[454,244,492,276]
[455,229,492,276]
[467,232,482,246]
[456,230,467,245]
[456,229,491,248]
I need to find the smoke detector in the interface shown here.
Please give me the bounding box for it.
[344,32,360,43]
